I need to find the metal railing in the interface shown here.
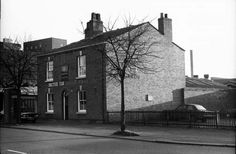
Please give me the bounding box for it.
[107,110,236,129]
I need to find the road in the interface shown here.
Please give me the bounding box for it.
[0,128,235,154]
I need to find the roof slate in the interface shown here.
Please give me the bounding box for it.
[186,77,228,89]
[38,23,146,57]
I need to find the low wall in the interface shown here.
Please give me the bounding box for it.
[184,88,236,111]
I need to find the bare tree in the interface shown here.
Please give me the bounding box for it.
[102,19,161,134]
[0,40,37,123]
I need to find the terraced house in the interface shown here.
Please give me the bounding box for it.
[37,13,185,122]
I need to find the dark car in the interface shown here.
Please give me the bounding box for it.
[167,104,216,122]
[21,112,39,123]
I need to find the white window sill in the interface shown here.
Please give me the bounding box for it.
[45,111,54,114]
[76,76,86,80]
[76,111,87,114]
[45,79,54,83]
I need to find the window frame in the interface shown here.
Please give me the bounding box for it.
[46,92,54,113]
[77,53,86,79]
[77,90,87,114]
[46,61,54,82]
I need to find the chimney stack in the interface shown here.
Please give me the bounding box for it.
[84,13,103,38]
[158,13,172,42]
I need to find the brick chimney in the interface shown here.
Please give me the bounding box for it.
[85,13,103,38]
[158,13,172,42]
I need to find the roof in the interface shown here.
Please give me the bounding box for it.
[172,42,185,51]
[211,77,236,88]
[38,22,184,57]
[186,77,228,89]
[38,23,145,57]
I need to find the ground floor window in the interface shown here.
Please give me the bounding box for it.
[47,93,54,113]
[78,90,86,113]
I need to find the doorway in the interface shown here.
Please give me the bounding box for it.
[62,91,69,120]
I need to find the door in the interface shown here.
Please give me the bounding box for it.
[62,91,69,120]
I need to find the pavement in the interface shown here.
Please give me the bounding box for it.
[1,119,235,148]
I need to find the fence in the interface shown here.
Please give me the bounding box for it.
[107,111,236,129]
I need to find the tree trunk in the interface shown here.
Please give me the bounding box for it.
[120,78,126,132]
[16,88,21,124]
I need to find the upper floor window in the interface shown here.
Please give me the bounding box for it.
[46,61,53,81]
[77,53,86,78]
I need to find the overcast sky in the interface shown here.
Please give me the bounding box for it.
[1,0,235,78]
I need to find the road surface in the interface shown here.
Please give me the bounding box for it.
[0,128,235,154]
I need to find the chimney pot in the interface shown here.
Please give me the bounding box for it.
[91,13,95,19]
[204,74,209,79]
[92,12,97,20]
[160,13,164,18]
[96,13,101,20]
[164,14,168,18]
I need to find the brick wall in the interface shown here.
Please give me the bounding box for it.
[37,45,106,121]
[106,26,185,111]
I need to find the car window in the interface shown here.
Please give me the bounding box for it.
[195,105,207,111]
[176,105,186,111]
[187,105,194,111]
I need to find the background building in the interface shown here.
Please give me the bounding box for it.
[0,37,67,123]
[24,37,67,55]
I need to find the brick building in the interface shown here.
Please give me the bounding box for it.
[37,13,185,122]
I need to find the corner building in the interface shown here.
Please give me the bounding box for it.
[37,13,185,122]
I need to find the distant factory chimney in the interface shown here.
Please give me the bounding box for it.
[190,50,194,78]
